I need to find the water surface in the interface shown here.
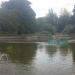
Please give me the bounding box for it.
[0,42,75,75]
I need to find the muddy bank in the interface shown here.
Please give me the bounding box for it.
[0,35,50,43]
[0,34,74,43]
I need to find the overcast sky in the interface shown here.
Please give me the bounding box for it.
[0,0,75,18]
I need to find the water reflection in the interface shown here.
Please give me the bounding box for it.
[70,43,75,62]
[46,45,57,57]
[46,45,71,58]
[0,43,37,64]
[59,46,71,56]
[0,42,75,75]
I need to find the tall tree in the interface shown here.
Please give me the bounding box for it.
[0,0,36,34]
[36,9,58,34]
[68,5,75,33]
[46,9,58,33]
[70,5,75,25]
[57,8,70,32]
[47,9,58,26]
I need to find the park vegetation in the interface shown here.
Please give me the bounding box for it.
[36,6,75,35]
[0,0,75,35]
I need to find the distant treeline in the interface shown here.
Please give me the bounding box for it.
[36,6,75,35]
[0,0,75,35]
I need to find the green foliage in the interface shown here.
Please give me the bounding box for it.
[36,9,58,35]
[36,6,75,35]
[46,9,58,26]
[0,0,36,34]
[65,5,75,34]
[0,0,75,35]
[57,8,70,32]
[63,24,75,33]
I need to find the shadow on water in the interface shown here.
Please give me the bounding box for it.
[70,43,75,62]
[0,43,37,64]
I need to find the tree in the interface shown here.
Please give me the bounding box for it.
[67,5,75,34]
[0,0,36,34]
[57,8,70,32]
[46,9,58,26]
[70,5,75,25]
[36,9,58,35]
[46,9,58,33]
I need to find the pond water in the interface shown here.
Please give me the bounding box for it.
[0,42,75,75]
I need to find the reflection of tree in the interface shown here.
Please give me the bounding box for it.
[70,44,75,62]
[46,46,57,57]
[59,47,70,56]
[0,43,37,64]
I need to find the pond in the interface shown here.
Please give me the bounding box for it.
[0,42,75,75]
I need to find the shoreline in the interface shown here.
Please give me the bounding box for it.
[0,35,74,43]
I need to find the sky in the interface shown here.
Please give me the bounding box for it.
[29,0,75,18]
[0,0,75,18]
